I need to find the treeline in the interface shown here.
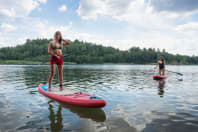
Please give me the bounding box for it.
[0,39,198,64]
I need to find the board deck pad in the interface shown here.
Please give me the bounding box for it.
[41,84,77,95]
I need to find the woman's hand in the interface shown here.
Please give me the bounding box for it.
[55,55,60,59]
[63,39,71,46]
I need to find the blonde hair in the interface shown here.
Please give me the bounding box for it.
[54,31,62,43]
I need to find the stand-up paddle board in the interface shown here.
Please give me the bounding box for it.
[38,84,106,108]
[153,75,168,80]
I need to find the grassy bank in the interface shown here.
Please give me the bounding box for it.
[0,60,41,65]
[0,60,76,65]
[0,60,194,65]
[0,60,149,65]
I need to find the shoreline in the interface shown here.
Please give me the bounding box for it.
[0,60,197,65]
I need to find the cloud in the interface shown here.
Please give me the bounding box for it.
[58,5,67,12]
[77,0,105,20]
[35,21,72,38]
[148,0,198,18]
[0,0,47,18]
[0,8,16,17]
[76,0,198,55]
[149,0,198,13]
[76,0,167,28]
[38,0,47,4]
[0,18,74,47]
[176,22,198,32]
[77,0,135,20]
[0,23,16,33]
[0,0,47,47]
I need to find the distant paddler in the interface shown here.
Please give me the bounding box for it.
[155,56,166,76]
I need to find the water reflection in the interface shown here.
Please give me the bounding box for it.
[157,80,165,97]
[142,112,198,132]
[74,117,138,132]
[48,100,106,132]
[48,101,63,132]
[61,104,106,122]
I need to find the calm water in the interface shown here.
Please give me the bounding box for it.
[0,65,198,132]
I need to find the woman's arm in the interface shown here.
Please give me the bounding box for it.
[154,61,159,69]
[62,39,71,46]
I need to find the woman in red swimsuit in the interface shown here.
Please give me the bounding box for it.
[48,31,71,90]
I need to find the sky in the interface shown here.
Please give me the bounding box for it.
[0,0,198,55]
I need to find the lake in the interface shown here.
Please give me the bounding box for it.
[0,65,198,132]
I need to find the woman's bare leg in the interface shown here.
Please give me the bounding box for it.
[48,64,56,90]
[159,69,162,76]
[57,65,63,89]
[162,68,165,75]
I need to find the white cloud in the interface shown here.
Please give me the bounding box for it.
[77,0,172,31]
[58,5,67,12]
[176,22,198,32]
[149,0,198,14]
[0,16,197,55]
[28,20,102,43]
[0,36,26,47]
[0,0,47,47]
[0,23,16,33]
[38,0,47,4]
[77,0,144,20]
[35,21,72,38]
[0,18,73,47]
[0,0,47,18]
[77,0,134,20]
[76,0,198,55]
[0,8,16,17]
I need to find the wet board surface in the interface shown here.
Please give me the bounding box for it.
[41,84,77,95]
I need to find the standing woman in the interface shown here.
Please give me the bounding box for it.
[48,31,71,90]
[155,56,166,76]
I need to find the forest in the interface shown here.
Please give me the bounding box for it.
[0,39,198,64]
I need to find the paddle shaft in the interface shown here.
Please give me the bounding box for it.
[166,70,183,76]
[63,50,87,57]
[52,50,87,61]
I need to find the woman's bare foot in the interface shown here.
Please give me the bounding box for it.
[60,84,63,90]
[48,87,51,91]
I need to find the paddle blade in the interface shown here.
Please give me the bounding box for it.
[177,73,183,76]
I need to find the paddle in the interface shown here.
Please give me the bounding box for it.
[166,70,183,76]
[52,50,88,61]
[63,50,87,57]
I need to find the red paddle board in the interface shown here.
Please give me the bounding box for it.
[38,84,106,108]
[153,75,168,80]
